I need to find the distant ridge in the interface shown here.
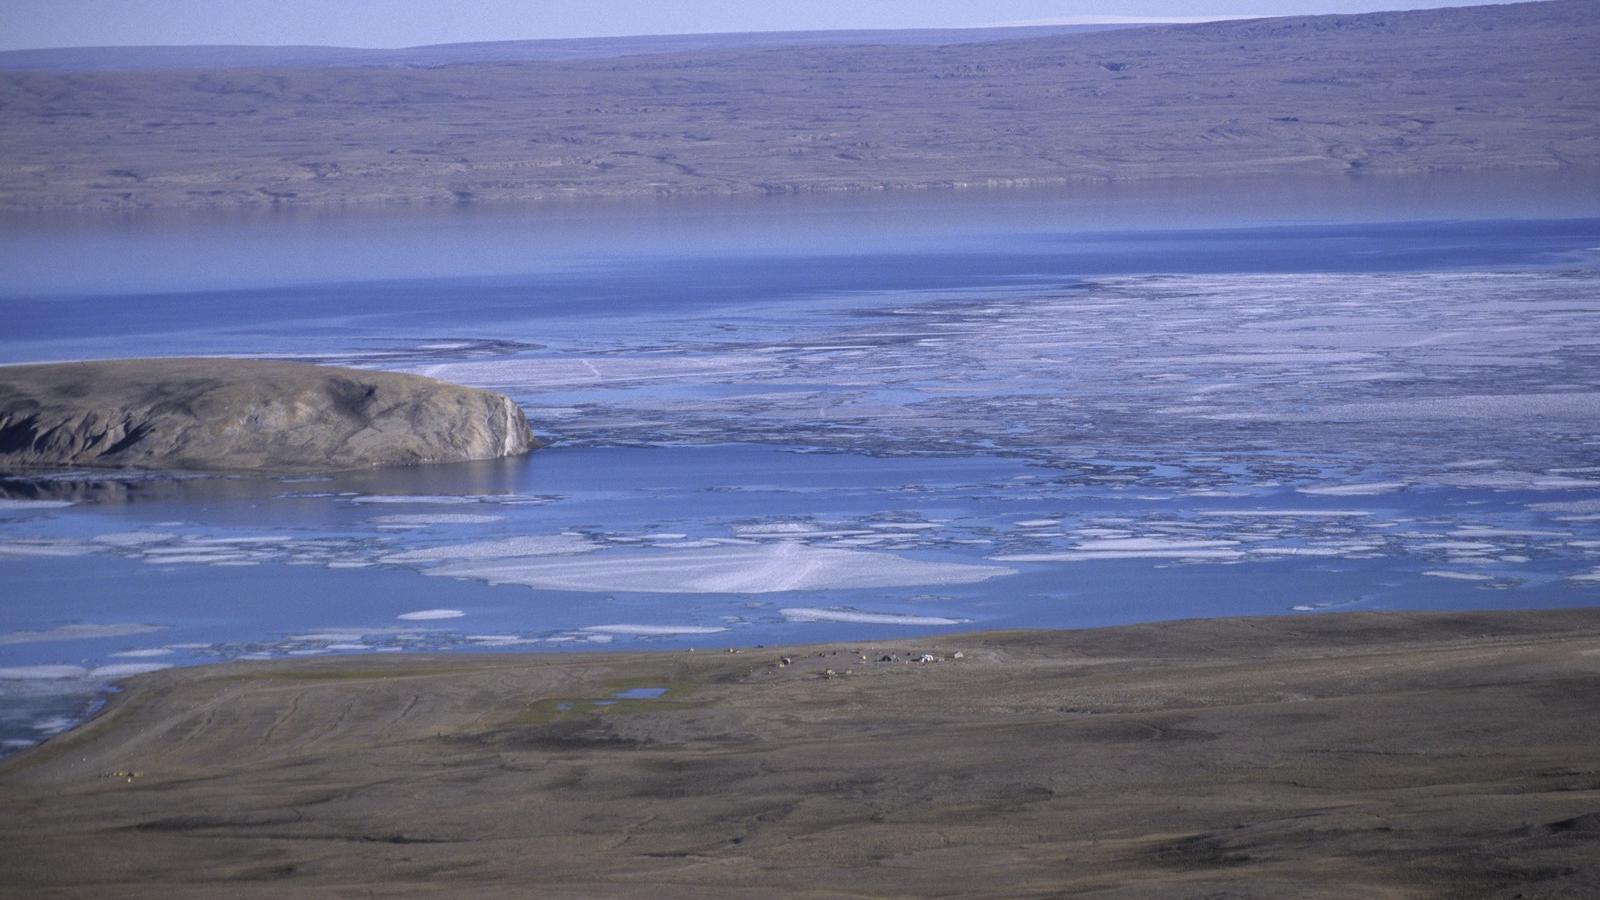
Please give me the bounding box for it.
[0,1,1594,212]
[0,24,1143,72]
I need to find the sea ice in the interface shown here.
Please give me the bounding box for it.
[190,536,296,545]
[370,514,505,526]
[351,495,484,505]
[734,523,821,536]
[0,666,90,679]
[1297,483,1408,496]
[382,534,598,563]
[416,354,780,389]
[1197,510,1373,518]
[90,663,172,677]
[0,541,97,558]
[1250,547,1358,557]
[425,542,1013,594]
[0,623,164,645]
[993,549,1245,562]
[1311,393,1600,423]
[579,625,729,635]
[1531,499,1600,514]
[1438,472,1600,491]
[779,608,967,626]
[1071,538,1240,552]
[397,609,466,620]
[92,532,176,547]
[142,553,254,565]
[1422,570,1494,582]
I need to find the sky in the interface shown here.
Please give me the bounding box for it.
[1,1,1495,51]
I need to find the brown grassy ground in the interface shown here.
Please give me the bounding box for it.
[3,608,1598,897]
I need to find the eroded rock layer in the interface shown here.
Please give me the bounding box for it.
[0,358,536,472]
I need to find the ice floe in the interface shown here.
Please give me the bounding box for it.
[381,534,598,562]
[351,495,487,505]
[995,548,1245,562]
[0,666,92,680]
[92,532,176,546]
[1436,472,1600,491]
[1197,509,1373,518]
[579,625,729,636]
[0,540,97,558]
[90,663,172,677]
[779,608,967,626]
[1422,570,1495,582]
[424,542,1014,594]
[397,609,466,621]
[1531,499,1600,514]
[0,623,164,645]
[369,514,506,526]
[1297,483,1408,496]
[993,535,1247,563]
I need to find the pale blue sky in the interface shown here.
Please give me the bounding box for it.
[1,1,1493,51]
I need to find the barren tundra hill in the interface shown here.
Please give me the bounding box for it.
[0,0,1596,211]
[4,610,1599,896]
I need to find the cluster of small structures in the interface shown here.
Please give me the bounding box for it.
[765,647,968,679]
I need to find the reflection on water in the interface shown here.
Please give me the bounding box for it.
[0,455,535,507]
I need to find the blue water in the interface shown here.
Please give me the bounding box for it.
[4,217,1597,363]
[2,172,1599,753]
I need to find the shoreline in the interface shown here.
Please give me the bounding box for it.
[3,163,1598,222]
[5,607,1598,896]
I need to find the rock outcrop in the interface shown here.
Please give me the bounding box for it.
[0,358,536,472]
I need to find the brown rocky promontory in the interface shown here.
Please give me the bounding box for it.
[0,358,535,472]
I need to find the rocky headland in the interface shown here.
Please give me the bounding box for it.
[0,358,535,472]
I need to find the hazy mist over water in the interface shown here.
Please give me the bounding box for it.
[3,169,1596,296]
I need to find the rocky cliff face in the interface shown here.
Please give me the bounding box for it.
[0,358,537,472]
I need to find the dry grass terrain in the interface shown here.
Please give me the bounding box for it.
[0,1,1595,211]
[3,609,1598,898]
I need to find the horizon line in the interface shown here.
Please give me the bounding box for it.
[0,17,1257,55]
